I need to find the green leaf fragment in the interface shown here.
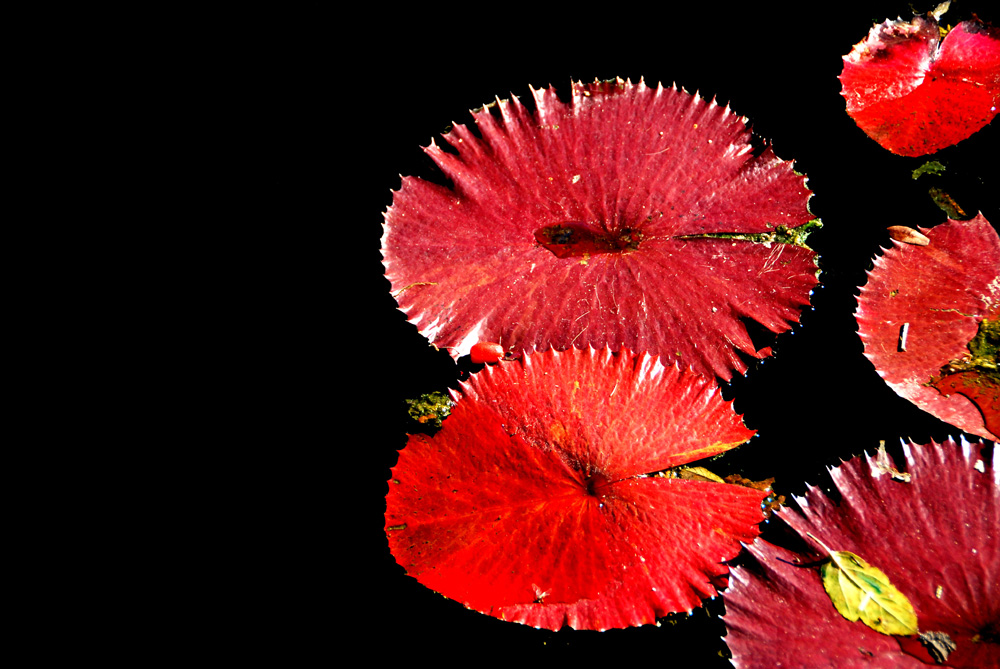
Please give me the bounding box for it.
[911,160,946,180]
[809,533,919,636]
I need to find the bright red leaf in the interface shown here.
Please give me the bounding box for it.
[382,78,820,381]
[856,214,999,441]
[724,439,1000,668]
[839,14,1000,157]
[385,347,767,631]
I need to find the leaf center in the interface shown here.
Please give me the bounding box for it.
[534,222,644,259]
[583,470,611,498]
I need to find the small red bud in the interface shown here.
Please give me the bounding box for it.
[470,342,505,364]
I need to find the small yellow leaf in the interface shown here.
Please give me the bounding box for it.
[808,533,918,636]
[675,466,725,483]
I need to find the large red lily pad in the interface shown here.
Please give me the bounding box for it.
[856,214,999,441]
[382,78,820,381]
[839,14,1000,157]
[724,439,1000,668]
[385,347,767,631]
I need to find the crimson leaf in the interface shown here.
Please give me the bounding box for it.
[856,214,999,441]
[386,348,766,631]
[382,79,820,381]
[724,439,1000,668]
[840,15,1000,157]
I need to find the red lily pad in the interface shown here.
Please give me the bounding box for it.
[839,15,1000,157]
[385,347,767,631]
[724,439,1000,668]
[382,79,820,381]
[855,214,999,441]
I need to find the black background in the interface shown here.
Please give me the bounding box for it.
[357,2,997,663]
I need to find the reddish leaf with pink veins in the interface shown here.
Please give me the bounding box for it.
[856,214,1000,441]
[382,79,820,381]
[724,439,1000,668]
[385,347,768,631]
[839,14,1000,157]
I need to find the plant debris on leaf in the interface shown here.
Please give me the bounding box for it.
[807,533,919,636]
[920,630,959,664]
[856,214,1000,441]
[839,13,1000,157]
[724,439,1000,668]
[382,78,820,381]
[385,347,768,631]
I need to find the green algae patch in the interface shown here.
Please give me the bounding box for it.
[944,317,1000,381]
[929,317,1000,438]
[406,391,454,429]
[911,160,946,180]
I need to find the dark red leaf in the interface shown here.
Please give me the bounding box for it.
[724,439,1000,668]
[385,348,766,631]
[382,79,819,381]
[932,371,1000,437]
[856,214,999,441]
[840,15,1000,156]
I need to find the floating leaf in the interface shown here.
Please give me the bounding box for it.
[808,533,918,636]
[724,439,1000,668]
[386,347,767,631]
[382,79,820,381]
[856,214,1000,440]
[839,14,1000,156]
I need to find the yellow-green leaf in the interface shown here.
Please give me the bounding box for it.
[808,533,918,636]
